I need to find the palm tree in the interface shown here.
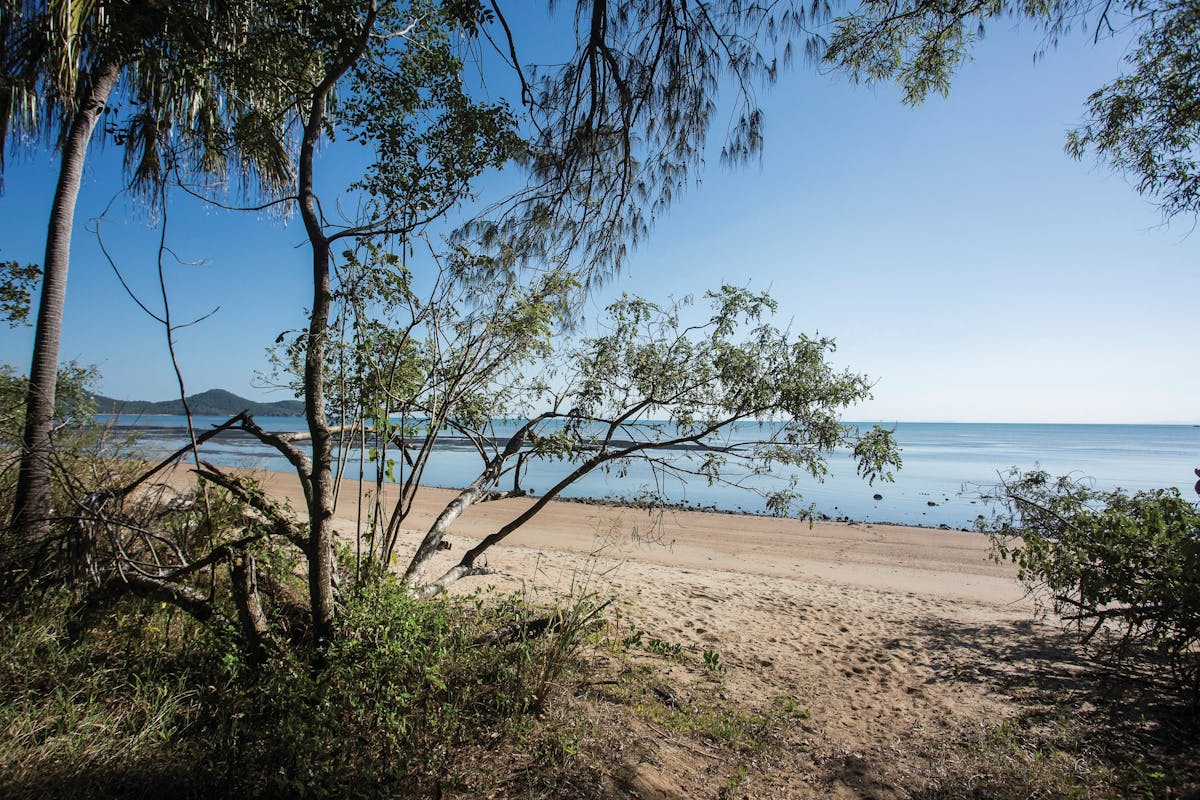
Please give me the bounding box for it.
[1,0,293,539]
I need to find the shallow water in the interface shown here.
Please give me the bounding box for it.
[99,415,1200,528]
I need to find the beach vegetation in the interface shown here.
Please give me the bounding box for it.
[10,0,821,651]
[0,571,849,799]
[0,33,901,800]
[0,1,893,793]
[257,273,901,604]
[824,0,1200,219]
[0,362,115,590]
[0,579,612,798]
[2,0,299,542]
[586,629,768,747]
[1,0,897,658]
[2,0,822,558]
[2,3,1196,798]
[33,275,897,667]
[911,711,1112,799]
[985,469,1200,699]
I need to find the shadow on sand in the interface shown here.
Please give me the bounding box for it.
[827,615,1200,799]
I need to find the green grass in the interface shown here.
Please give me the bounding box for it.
[0,582,605,799]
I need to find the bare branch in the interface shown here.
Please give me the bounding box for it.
[192,462,309,553]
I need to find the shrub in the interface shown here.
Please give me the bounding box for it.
[0,363,132,592]
[0,581,603,799]
[985,470,1200,697]
[218,581,543,796]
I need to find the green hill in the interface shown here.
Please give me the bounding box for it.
[92,388,305,417]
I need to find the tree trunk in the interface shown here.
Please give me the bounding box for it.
[229,548,278,664]
[11,59,121,539]
[293,4,377,652]
[403,416,547,589]
[298,86,336,650]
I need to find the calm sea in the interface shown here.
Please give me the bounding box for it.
[99,415,1200,529]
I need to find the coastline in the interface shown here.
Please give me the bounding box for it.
[545,491,985,532]
[181,465,1023,607]
[115,416,1200,530]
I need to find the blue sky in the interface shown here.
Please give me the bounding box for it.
[1,15,1196,424]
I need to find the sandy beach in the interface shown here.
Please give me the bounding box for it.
[227,469,1089,798]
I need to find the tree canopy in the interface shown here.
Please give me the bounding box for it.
[469,0,817,280]
[824,0,1200,218]
[0,0,295,195]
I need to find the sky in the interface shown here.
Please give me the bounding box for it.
[0,12,1197,424]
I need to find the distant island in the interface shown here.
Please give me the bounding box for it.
[92,388,305,418]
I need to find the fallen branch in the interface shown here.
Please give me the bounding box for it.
[472,613,559,647]
[112,412,249,499]
[193,462,309,553]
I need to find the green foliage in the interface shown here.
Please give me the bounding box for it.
[204,0,523,232]
[0,360,106,586]
[824,0,1200,217]
[659,702,774,752]
[224,585,483,795]
[472,1,820,282]
[0,364,25,449]
[556,285,901,516]
[1,0,296,198]
[602,651,774,752]
[0,360,98,458]
[0,592,216,798]
[823,0,1066,106]
[0,581,600,798]
[284,275,900,595]
[0,259,38,326]
[985,469,1200,694]
[210,579,608,796]
[344,0,523,220]
[1065,0,1200,218]
[644,635,685,660]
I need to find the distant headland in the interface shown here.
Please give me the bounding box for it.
[92,388,305,418]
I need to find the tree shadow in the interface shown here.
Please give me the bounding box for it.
[913,616,1190,727]
[826,615,1200,799]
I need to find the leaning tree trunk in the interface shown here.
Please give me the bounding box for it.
[11,59,121,540]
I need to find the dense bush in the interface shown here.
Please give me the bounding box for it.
[0,582,600,799]
[986,470,1200,697]
[0,364,139,593]
[220,580,597,797]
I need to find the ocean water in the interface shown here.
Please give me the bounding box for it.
[98,415,1200,529]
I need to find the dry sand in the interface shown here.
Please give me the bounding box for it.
[231,470,1074,797]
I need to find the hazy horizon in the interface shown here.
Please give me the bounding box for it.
[93,389,1199,427]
